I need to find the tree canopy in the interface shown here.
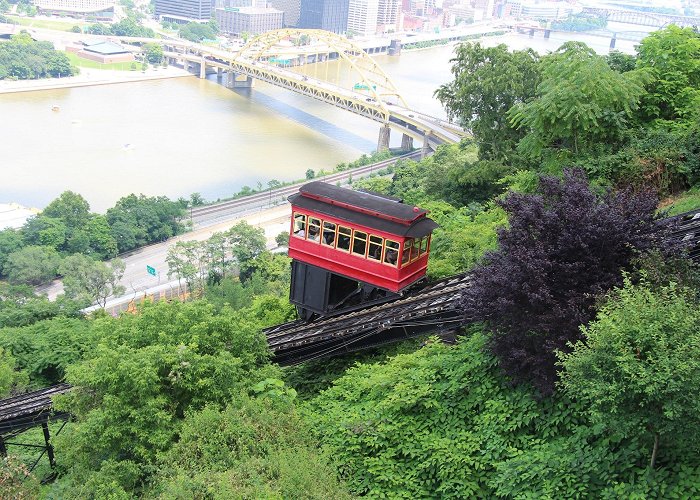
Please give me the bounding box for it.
[509,42,649,156]
[435,43,540,161]
[0,32,77,80]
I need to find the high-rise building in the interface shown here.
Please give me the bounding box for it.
[347,0,378,36]
[155,0,211,22]
[269,0,301,26]
[34,0,115,19]
[299,0,349,33]
[216,6,285,34]
[376,0,399,26]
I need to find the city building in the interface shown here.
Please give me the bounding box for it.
[268,0,302,26]
[216,6,285,35]
[377,0,401,32]
[347,0,378,35]
[443,2,474,26]
[504,0,574,20]
[33,0,114,20]
[67,40,135,63]
[154,0,212,23]
[298,0,349,33]
[216,0,267,8]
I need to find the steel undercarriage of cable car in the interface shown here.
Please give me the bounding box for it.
[287,181,439,320]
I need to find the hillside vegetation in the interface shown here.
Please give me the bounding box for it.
[1,26,699,497]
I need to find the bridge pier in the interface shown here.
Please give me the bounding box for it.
[421,135,433,158]
[544,29,551,39]
[199,57,206,79]
[401,134,413,151]
[377,125,391,152]
[388,39,402,56]
[610,35,617,49]
[225,71,254,89]
[217,67,223,79]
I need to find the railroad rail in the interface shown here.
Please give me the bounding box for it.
[0,384,71,473]
[266,273,471,365]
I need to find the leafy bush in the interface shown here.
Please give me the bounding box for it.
[464,169,676,394]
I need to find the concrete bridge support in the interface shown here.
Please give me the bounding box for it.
[225,71,254,89]
[377,125,391,152]
[199,57,206,79]
[421,135,433,158]
[401,134,414,151]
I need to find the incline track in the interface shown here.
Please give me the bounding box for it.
[0,384,71,435]
[266,208,700,365]
[266,273,471,365]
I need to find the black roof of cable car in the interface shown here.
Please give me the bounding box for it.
[289,183,438,238]
[296,181,428,223]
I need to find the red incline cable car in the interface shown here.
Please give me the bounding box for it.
[287,181,438,320]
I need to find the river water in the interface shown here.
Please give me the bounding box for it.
[0,25,647,212]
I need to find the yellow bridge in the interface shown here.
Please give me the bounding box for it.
[121,29,466,152]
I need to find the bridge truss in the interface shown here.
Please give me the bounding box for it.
[238,29,407,110]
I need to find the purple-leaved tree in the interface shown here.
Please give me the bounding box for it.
[464,168,677,394]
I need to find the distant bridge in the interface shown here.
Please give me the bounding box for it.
[118,29,467,153]
[581,6,700,28]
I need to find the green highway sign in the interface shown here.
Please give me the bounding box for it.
[146,265,156,276]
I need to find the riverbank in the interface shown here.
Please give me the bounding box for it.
[0,66,193,94]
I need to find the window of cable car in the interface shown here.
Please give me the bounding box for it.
[368,235,383,261]
[322,221,336,247]
[420,236,429,255]
[293,213,306,238]
[337,226,352,251]
[307,218,321,242]
[410,237,420,261]
[401,239,412,265]
[384,240,399,267]
[352,230,367,256]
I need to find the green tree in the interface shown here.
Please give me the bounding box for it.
[60,255,126,308]
[636,25,700,122]
[5,246,61,286]
[22,215,67,249]
[106,194,186,253]
[226,221,266,281]
[275,231,288,247]
[166,240,207,295]
[305,168,315,180]
[52,300,274,495]
[0,229,23,276]
[0,347,27,397]
[559,279,700,469]
[0,283,85,329]
[435,42,540,160]
[86,214,118,259]
[605,50,636,73]
[0,316,93,384]
[0,0,9,13]
[189,192,204,206]
[151,395,351,499]
[509,42,649,157]
[179,22,216,42]
[144,44,163,66]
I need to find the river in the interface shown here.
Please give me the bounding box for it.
[0,24,649,212]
